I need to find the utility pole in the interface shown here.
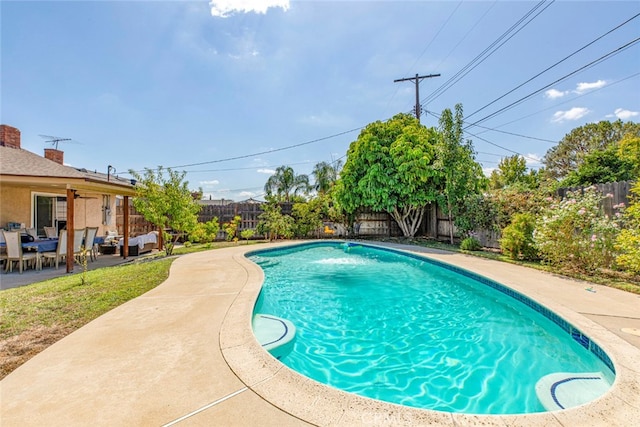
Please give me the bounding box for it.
[394,73,440,123]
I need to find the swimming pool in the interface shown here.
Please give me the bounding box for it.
[249,242,615,415]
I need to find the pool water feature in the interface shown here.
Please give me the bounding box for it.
[249,242,615,415]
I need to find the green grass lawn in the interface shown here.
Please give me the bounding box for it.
[0,258,174,341]
[0,258,175,379]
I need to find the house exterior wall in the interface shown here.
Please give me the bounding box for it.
[1,185,116,236]
[74,196,104,232]
[0,185,31,227]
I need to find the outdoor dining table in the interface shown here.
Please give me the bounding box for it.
[1,235,103,254]
[0,238,58,273]
[0,239,57,253]
[21,238,59,252]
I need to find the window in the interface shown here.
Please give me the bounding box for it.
[33,193,67,237]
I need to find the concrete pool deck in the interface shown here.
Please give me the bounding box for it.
[1,240,639,426]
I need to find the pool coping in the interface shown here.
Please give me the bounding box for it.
[221,240,640,426]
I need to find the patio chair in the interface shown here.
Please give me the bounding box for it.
[84,227,99,261]
[25,227,38,239]
[0,231,6,268]
[2,230,40,273]
[73,229,86,263]
[44,226,57,239]
[42,230,67,269]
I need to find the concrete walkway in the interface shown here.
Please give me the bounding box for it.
[1,241,639,426]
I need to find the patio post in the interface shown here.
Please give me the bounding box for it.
[66,188,75,273]
[123,196,129,258]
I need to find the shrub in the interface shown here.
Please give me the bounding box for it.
[487,187,553,230]
[455,194,499,235]
[534,187,622,272]
[240,229,255,244]
[615,181,640,274]
[188,218,220,243]
[223,215,241,242]
[500,213,538,260]
[460,237,482,251]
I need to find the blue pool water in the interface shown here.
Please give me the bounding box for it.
[249,242,615,415]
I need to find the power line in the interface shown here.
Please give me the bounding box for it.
[433,1,498,72]
[465,37,640,128]
[426,111,535,161]
[466,12,640,120]
[422,0,554,105]
[126,126,363,173]
[427,111,547,165]
[484,72,640,132]
[477,151,509,158]
[470,123,557,143]
[394,73,441,122]
[384,1,462,116]
[426,110,554,148]
[179,160,313,174]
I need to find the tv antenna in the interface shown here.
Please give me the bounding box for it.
[39,134,80,150]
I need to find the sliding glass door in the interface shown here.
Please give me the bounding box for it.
[33,194,67,237]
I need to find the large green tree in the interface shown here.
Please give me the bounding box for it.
[618,134,640,177]
[264,165,310,202]
[489,155,527,189]
[334,113,440,237]
[130,167,201,255]
[562,143,636,186]
[435,104,486,244]
[616,181,640,274]
[312,160,342,195]
[543,120,640,180]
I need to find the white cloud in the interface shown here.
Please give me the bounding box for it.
[544,89,568,99]
[210,0,289,18]
[257,168,276,174]
[524,153,542,166]
[200,179,220,186]
[612,108,639,120]
[574,80,606,94]
[551,107,590,123]
[482,167,495,177]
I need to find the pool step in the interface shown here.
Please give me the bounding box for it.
[252,314,296,360]
[535,372,611,411]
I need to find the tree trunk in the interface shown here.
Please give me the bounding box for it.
[390,205,425,238]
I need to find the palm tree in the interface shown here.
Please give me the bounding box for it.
[312,160,342,194]
[264,165,310,202]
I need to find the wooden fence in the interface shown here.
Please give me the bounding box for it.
[115,181,633,244]
[469,180,634,249]
[557,181,632,218]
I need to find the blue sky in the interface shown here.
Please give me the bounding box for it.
[2,1,639,201]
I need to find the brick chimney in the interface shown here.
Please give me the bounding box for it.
[44,148,64,165]
[0,125,21,148]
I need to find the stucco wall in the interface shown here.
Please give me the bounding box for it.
[1,185,118,236]
[74,195,116,235]
[0,185,32,227]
